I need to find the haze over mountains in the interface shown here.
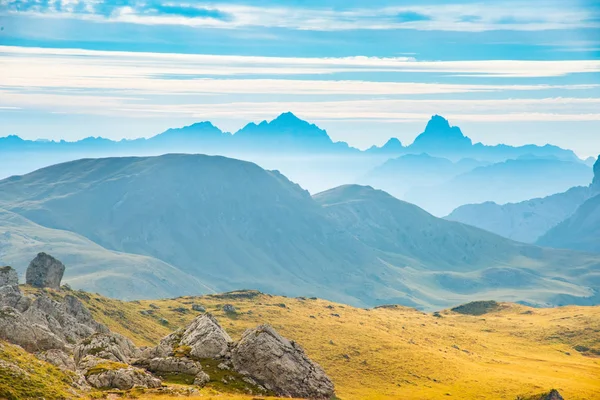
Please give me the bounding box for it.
[447,156,600,246]
[0,154,598,309]
[1,114,592,216]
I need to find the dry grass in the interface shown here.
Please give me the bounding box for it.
[21,287,600,400]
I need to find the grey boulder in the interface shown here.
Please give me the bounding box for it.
[26,252,65,289]
[74,332,140,364]
[231,324,335,400]
[80,355,162,390]
[0,266,18,287]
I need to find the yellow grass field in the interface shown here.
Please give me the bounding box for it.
[13,287,600,399]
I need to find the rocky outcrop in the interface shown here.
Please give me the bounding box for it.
[74,332,140,364]
[80,356,162,390]
[26,252,65,289]
[0,253,108,352]
[231,324,335,400]
[0,266,18,287]
[138,356,202,376]
[146,314,232,360]
[180,314,232,359]
[36,348,77,371]
[544,389,564,400]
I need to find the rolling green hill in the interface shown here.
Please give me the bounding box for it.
[0,155,599,309]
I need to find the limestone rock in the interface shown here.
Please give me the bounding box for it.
[181,313,232,359]
[36,348,77,371]
[193,371,210,387]
[146,314,232,360]
[80,356,162,390]
[544,389,565,400]
[231,324,335,400]
[0,306,65,352]
[74,332,140,365]
[0,266,18,287]
[23,294,108,346]
[137,356,202,376]
[26,252,65,289]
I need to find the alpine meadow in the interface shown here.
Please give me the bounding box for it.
[1,0,600,399]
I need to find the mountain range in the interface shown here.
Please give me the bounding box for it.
[0,154,598,309]
[447,156,600,247]
[2,114,590,215]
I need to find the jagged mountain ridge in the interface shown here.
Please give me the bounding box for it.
[0,113,581,162]
[0,154,598,309]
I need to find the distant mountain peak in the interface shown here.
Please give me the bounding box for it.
[273,111,303,124]
[410,115,473,149]
[382,138,403,149]
[236,112,332,144]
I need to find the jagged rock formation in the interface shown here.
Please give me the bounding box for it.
[0,266,18,287]
[0,254,335,397]
[26,252,65,289]
[543,389,565,400]
[74,332,140,364]
[232,325,335,400]
[79,356,162,390]
[148,314,232,360]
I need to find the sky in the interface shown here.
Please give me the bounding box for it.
[1,0,600,157]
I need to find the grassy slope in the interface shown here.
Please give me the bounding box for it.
[29,287,600,400]
[0,340,77,400]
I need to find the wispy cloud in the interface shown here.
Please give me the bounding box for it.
[3,46,600,79]
[1,0,598,32]
[0,46,599,125]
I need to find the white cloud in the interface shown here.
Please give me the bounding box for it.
[1,46,599,125]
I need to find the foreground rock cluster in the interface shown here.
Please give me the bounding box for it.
[0,253,335,399]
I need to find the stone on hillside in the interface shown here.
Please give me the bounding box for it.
[0,284,31,312]
[137,356,202,376]
[223,304,236,313]
[24,294,107,346]
[193,371,210,387]
[192,304,205,313]
[26,252,65,289]
[80,355,162,390]
[0,306,66,352]
[0,266,18,287]
[544,389,564,400]
[74,332,140,365]
[36,349,77,371]
[231,324,335,399]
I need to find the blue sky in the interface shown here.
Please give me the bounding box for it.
[1,0,599,156]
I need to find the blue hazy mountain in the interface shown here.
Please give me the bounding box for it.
[446,186,593,243]
[404,157,593,216]
[360,153,489,198]
[536,157,600,253]
[0,113,581,170]
[1,155,599,309]
[365,138,405,154]
[403,115,580,162]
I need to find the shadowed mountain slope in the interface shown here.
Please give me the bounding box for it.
[0,208,210,300]
[1,156,599,309]
[446,186,593,243]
